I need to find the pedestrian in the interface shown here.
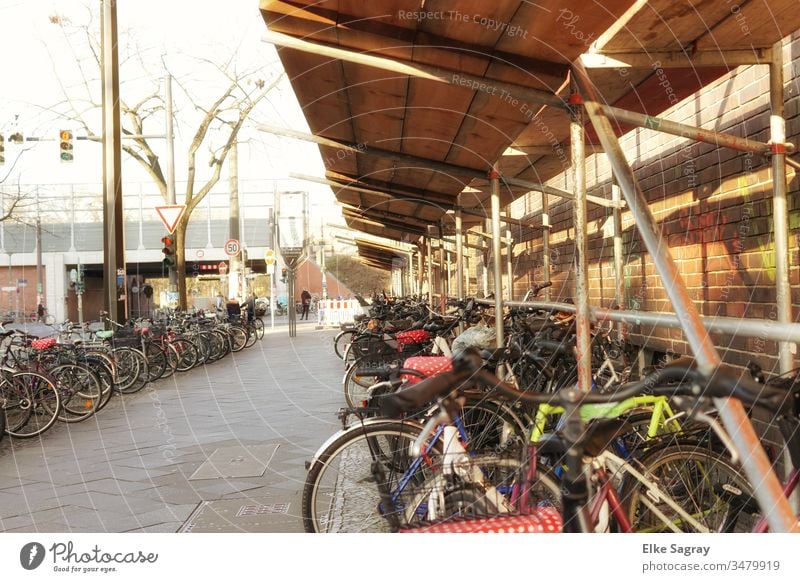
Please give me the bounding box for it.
[37,303,45,322]
[300,289,312,320]
[226,297,241,321]
[241,293,256,324]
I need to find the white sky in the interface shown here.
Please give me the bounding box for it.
[0,0,343,235]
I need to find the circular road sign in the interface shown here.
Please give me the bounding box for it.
[218,262,228,275]
[224,239,241,256]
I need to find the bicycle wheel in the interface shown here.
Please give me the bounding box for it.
[81,353,115,411]
[342,357,401,409]
[303,421,441,533]
[3,371,61,438]
[254,318,264,340]
[50,363,102,423]
[143,342,169,381]
[619,444,757,532]
[244,325,257,349]
[228,326,248,353]
[171,338,199,372]
[112,347,149,394]
[206,330,228,362]
[334,330,356,360]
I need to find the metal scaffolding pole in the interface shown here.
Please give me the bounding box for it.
[439,240,446,310]
[770,41,794,375]
[483,219,490,298]
[477,299,800,344]
[417,248,424,297]
[542,192,551,301]
[571,101,592,393]
[505,229,513,301]
[612,183,626,337]
[426,237,433,309]
[573,60,798,533]
[490,165,504,347]
[455,209,464,300]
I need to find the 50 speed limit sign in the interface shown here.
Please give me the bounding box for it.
[224,239,241,257]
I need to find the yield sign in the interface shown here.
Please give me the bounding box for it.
[155,205,186,234]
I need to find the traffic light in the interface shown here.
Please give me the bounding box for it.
[59,130,74,163]
[281,267,287,283]
[0,134,4,165]
[162,234,176,268]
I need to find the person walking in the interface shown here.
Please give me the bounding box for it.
[300,289,312,320]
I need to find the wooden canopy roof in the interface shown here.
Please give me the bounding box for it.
[260,0,800,245]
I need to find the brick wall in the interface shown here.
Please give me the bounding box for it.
[510,36,800,372]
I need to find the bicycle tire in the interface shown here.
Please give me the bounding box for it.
[143,342,169,381]
[619,444,757,532]
[81,353,115,411]
[171,338,199,372]
[254,318,264,340]
[244,325,257,349]
[334,330,356,360]
[228,326,248,353]
[49,363,102,423]
[3,371,61,438]
[303,421,442,533]
[112,347,149,394]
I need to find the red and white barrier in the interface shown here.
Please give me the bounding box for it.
[317,299,362,327]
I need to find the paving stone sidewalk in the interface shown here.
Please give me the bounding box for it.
[0,321,346,533]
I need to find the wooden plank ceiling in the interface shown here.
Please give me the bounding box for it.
[260,0,800,243]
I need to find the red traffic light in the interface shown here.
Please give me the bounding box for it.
[161,235,174,246]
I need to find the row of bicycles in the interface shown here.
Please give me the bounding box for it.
[305,288,800,533]
[0,310,265,440]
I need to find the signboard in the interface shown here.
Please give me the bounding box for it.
[218,262,228,275]
[278,191,307,257]
[265,248,275,265]
[224,239,241,257]
[17,278,27,288]
[155,205,186,234]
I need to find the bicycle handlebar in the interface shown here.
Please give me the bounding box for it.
[379,349,792,418]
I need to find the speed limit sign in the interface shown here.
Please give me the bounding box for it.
[224,239,241,256]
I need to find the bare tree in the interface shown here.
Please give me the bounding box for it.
[45,6,282,308]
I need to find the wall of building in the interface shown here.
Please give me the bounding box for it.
[509,36,800,372]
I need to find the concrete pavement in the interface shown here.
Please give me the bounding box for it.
[0,319,346,532]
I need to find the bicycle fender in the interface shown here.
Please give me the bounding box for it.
[307,418,425,466]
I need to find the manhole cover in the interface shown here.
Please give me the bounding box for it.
[236,503,290,517]
[178,494,302,533]
[189,444,279,480]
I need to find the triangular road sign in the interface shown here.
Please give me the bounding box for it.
[155,205,186,234]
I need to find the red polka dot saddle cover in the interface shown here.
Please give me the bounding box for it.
[399,507,562,533]
[31,337,57,350]
[400,356,453,384]
[395,329,431,348]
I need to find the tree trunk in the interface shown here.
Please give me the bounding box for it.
[175,219,188,310]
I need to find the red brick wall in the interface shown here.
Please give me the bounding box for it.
[0,266,44,320]
[510,37,800,371]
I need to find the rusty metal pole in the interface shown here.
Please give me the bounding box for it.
[455,208,465,300]
[426,237,434,310]
[490,165,504,348]
[570,97,592,393]
[505,228,513,301]
[573,60,798,533]
[612,183,626,337]
[542,192,552,301]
